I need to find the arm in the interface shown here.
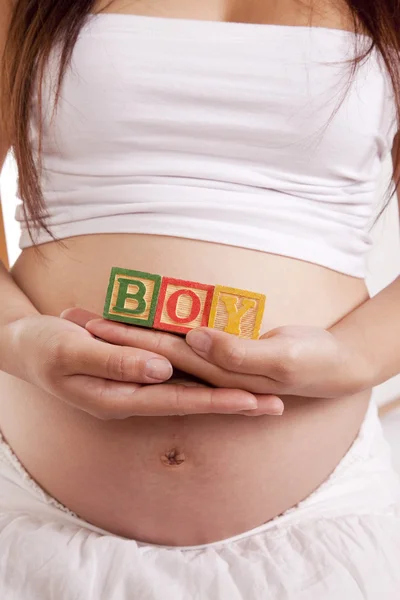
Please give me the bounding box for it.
[1,258,275,418]
[179,137,400,398]
[0,257,39,325]
[0,163,276,419]
[329,274,400,388]
[0,0,36,322]
[328,135,400,388]
[175,266,400,399]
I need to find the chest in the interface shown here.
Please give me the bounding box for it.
[93,0,352,30]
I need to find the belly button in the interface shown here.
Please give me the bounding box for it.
[161,449,186,466]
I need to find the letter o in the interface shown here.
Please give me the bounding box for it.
[166,289,201,324]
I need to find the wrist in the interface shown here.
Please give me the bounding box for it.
[329,321,377,393]
[0,312,38,377]
[0,305,39,328]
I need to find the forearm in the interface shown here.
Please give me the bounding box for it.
[329,274,400,388]
[0,259,39,326]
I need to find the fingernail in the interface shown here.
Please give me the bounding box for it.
[186,330,212,353]
[239,397,258,410]
[145,359,173,380]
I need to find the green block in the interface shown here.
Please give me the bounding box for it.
[103,267,161,327]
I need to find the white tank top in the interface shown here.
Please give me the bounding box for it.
[16,13,397,278]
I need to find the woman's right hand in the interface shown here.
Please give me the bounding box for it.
[0,314,268,419]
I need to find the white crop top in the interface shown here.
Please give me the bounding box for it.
[16,13,398,278]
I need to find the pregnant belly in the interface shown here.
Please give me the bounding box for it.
[0,233,371,545]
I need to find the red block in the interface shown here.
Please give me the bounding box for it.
[153,277,215,335]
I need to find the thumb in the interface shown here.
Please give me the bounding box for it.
[60,307,102,329]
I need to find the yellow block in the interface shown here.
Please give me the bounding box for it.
[208,286,265,339]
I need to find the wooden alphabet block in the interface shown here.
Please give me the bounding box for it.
[208,286,265,339]
[153,277,215,335]
[103,267,266,338]
[103,267,161,327]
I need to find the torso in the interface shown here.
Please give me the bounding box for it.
[0,0,372,546]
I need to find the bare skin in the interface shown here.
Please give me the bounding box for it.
[1,234,371,545]
[0,0,374,546]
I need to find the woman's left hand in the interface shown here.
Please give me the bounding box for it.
[185,324,373,399]
[63,309,373,399]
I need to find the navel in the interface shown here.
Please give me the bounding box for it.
[161,448,186,466]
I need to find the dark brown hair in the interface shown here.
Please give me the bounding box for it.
[1,1,399,242]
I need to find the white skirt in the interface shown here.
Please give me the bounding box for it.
[1,397,400,600]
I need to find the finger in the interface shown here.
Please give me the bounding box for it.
[60,374,142,419]
[86,317,179,351]
[57,333,173,383]
[237,395,284,416]
[60,307,101,328]
[85,319,283,394]
[186,328,285,377]
[61,376,266,419]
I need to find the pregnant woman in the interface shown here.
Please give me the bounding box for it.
[1,0,400,597]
